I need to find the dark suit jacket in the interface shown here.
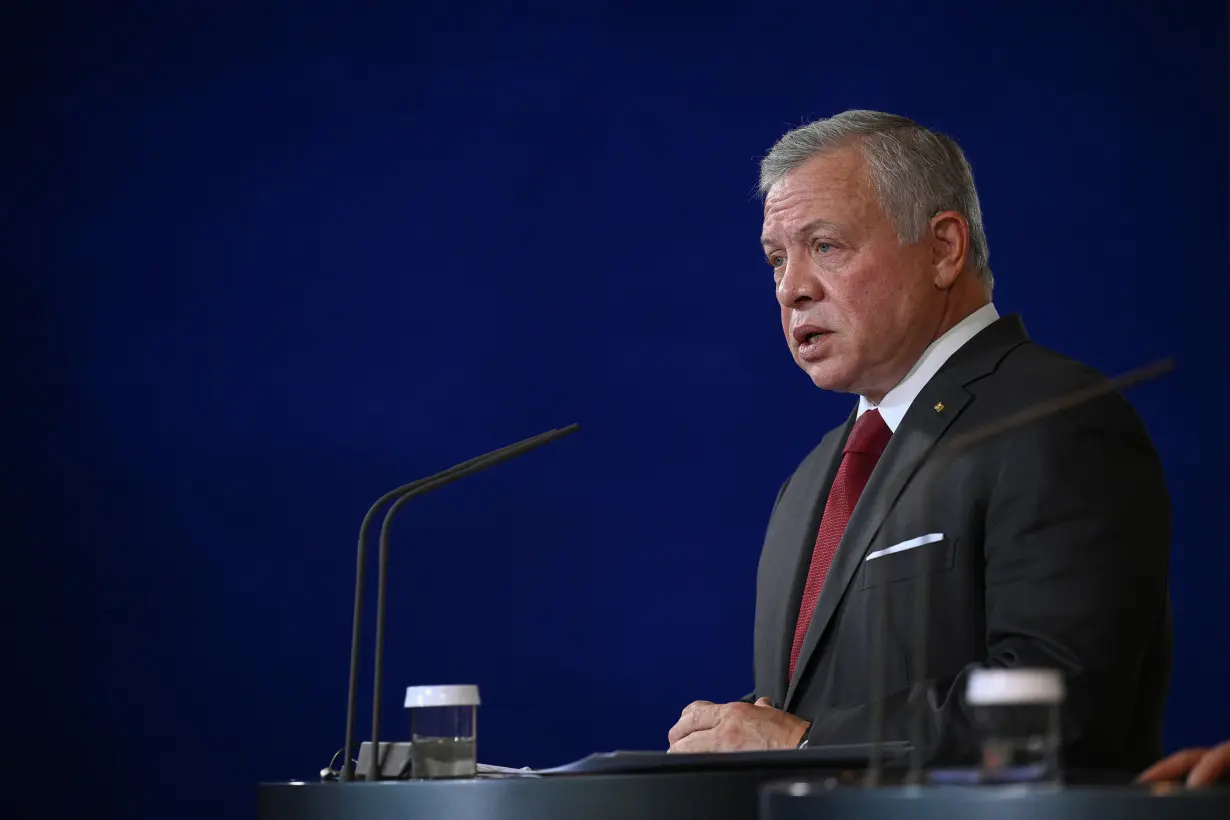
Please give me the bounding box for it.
[751,315,1172,772]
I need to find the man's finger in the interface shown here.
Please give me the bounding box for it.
[670,728,718,754]
[1187,741,1230,787]
[667,701,721,746]
[1137,748,1208,783]
[754,697,773,707]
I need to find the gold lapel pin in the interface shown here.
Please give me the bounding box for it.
[933,401,945,413]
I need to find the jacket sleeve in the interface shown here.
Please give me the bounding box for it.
[745,475,796,705]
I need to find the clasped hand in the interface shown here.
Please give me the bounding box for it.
[667,697,810,753]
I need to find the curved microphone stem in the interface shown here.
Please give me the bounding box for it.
[864,578,888,788]
[341,463,486,782]
[906,494,934,785]
[341,426,575,782]
[365,424,579,781]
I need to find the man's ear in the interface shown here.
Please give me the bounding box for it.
[929,210,969,290]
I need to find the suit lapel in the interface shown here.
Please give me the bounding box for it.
[782,315,1031,709]
[764,413,853,703]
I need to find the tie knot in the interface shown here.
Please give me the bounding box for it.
[845,408,892,456]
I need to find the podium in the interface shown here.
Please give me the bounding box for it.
[258,745,912,820]
[259,768,835,820]
[259,768,1230,820]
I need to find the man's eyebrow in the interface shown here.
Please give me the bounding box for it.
[760,219,839,249]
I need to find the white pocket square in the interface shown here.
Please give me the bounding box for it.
[865,532,944,561]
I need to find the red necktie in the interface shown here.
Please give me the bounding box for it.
[788,409,893,680]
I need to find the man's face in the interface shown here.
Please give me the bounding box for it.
[760,146,944,401]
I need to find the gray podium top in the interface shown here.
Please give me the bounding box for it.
[259,768,830,820]
[260,770,1228,820]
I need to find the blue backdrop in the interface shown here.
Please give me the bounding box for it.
[6,2,1228,818]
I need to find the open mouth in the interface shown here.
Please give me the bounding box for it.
[792,325,831,345]
[793,326,832,361]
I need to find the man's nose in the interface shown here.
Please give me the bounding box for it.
[775,260,821,308]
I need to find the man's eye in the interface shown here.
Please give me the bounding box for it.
[768,255,785,268]
[815,242,833,254]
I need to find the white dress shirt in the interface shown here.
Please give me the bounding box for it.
[856,303,1000,432]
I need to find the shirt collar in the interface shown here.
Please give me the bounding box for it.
[856,303,1000,432]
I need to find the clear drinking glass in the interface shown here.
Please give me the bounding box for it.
[966,667,1064,785]
[404,684,480,779]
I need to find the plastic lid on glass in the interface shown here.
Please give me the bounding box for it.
[965,667,1065,706]
[404,684,481,708]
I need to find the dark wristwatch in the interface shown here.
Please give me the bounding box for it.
[797,723,812,749]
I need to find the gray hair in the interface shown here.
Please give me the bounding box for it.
[759,110,993,295]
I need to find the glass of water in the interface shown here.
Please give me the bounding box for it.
[404,684,480,779]
[966,667,1065,785]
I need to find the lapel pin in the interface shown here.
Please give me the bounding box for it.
[933,402,945,413]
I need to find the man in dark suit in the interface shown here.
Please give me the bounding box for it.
[667,110,1171,772]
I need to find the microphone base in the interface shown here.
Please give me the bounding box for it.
[352,742,414,780]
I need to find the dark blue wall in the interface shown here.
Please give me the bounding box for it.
[7,2,1228,818]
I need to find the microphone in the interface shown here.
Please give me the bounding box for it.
[340,423,581,781]
[864,566,889,787]
[906,542,931,785]
[863,358,1174,788]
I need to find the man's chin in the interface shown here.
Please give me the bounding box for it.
[801,361,855,393]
